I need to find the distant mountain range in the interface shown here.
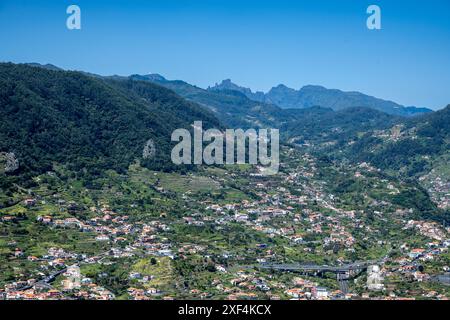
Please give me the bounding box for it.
[209,79,432,117]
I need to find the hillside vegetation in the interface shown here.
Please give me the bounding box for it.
[0,63,220,191]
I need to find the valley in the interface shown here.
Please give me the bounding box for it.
[0,63,448,300]
[0,147,448,300]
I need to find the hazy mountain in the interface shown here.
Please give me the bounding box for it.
[209,80,432,117]
[26,62,63,71]
[129,73,167,82]
[129,74,289,129]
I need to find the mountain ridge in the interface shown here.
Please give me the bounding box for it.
[209,79,433,117]
[23,64,434,116]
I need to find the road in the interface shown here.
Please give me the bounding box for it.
[258,259,380,274]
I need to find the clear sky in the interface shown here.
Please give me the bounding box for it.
[0,0,449,109]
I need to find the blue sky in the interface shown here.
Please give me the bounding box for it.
[0,0,449,109]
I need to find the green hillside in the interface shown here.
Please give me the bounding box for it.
[346,105,450,176]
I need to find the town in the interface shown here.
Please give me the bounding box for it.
[1,146,448,300]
